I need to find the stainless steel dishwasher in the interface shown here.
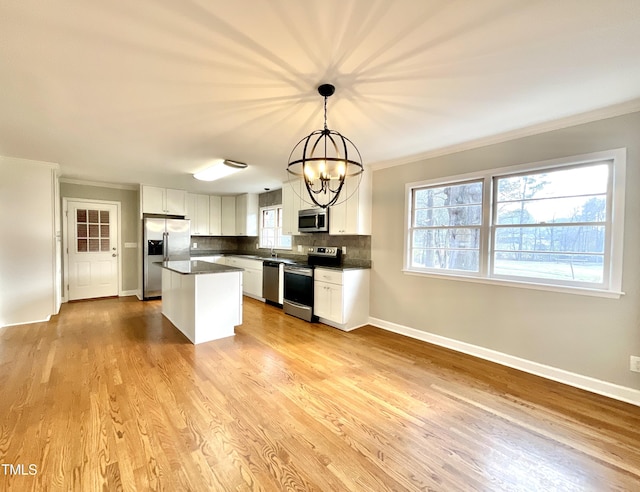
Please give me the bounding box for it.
[262,260,281,306]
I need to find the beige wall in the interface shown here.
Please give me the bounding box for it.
[371,111,640,390]
[60,183,139,293]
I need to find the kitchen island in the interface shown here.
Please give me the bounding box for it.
[158,260,243,344]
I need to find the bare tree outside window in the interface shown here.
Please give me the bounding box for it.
[411,180,482,272]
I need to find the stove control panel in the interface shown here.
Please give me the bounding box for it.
[308,246,340,257]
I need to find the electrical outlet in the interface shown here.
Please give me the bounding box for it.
[192,242,197,249]
[297,245,303,252]
[631,356,640,373]
[342,246,347,255]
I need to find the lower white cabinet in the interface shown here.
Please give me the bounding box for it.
[314,281,344,322]
[223,256,264,300]
[196,256,223,264]
[313,267,370,331]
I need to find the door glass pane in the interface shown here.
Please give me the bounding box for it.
[77,239,87,252]
[88,210,99,223]
[100,224,110,237]
[100,210,110,223]
[89,224,99,238]
[77,224,87,238]
[89,239,100,252]
[100,239,110,251]
[77,209,87,223]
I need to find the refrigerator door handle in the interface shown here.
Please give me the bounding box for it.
[163,231,168,261]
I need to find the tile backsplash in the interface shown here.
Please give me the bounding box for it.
[190,236,239,253]
[237,234,371,262]
[192,234,371,264]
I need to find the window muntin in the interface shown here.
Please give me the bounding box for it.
[405,150,624,295]
[259,206,292,249]
[76,208,110,253]
[409,180,483,273]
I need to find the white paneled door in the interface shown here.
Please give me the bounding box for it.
[67,201,119,300]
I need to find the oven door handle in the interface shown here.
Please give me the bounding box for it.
[285,300,312,309]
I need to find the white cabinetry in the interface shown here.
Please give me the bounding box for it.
[209,195,222,236]
[236,193,259,236]
[141,186,187,216]
[195,256,222,264]
[313,267,370,331]
[186,193,211,236]
[221,196,236,236]
[224,256,264,299]
[329,172,372,235]
[282,180,302,235]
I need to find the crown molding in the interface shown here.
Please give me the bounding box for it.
[59,177,138,190]
[369,98,640,171]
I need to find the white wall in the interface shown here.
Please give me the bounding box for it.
[0,156,59,326]
[370,111,640,401]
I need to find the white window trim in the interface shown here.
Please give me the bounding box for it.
[259,204,292,250]
[404,148,626,298]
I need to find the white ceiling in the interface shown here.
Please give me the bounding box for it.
[1,0,640,194]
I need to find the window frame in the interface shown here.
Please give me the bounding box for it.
[404,148,626,298]
[408,178,485,277]
[259,205,292,250]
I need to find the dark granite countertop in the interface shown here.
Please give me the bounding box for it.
[157,260,244,275]
[188,251,371,270]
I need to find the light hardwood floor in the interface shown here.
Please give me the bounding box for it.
[1,296,639,491]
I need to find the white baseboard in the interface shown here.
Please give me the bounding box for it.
[119,290,138,297]
[368,317,640,408]
[2,315,51,328]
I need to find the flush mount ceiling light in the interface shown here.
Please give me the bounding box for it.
[287,83,364,209]
[193,159,248,182]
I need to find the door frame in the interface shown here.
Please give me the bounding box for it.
[62,197,122,303]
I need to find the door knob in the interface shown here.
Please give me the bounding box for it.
[112,253,117,257]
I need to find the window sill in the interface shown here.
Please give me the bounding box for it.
[402,269,624,299]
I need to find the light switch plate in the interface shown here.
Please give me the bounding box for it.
[192,242,197,249]
[124,242,137,248]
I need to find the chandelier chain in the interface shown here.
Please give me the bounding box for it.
[323,95,328,131]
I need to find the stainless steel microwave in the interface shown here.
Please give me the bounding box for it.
[298,208,329,233]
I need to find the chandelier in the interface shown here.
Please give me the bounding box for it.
[286,84,364,209]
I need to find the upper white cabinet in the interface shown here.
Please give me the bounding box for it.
[186,193,211,236]
[221,196,236,236]
[235,193,259,236]
[209,195,222,236]
[141,186,187,216]
[282,180,302,236]
[329,172,372,235]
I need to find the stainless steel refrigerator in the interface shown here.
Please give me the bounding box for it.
[143,217,190,299]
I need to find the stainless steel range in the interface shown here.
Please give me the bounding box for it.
[283,247,342,322]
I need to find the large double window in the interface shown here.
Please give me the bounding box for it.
[405,149,626,296]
